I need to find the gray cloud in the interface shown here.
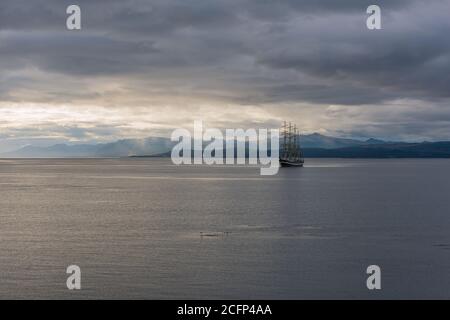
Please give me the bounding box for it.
[0,0,449,144]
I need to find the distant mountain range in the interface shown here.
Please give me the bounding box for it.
[303,142,450,158]
[297,133,388,149]
[1,137,173,158]
[2,133,450,158]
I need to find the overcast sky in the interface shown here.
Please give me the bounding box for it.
[0,0,449,151]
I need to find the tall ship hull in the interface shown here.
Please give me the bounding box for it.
[279,121,304,168]
[279,159,304,167]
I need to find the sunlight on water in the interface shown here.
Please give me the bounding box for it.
[0,158,449,299]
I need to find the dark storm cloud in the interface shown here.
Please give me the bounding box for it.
[0,0,449,108]
[0,0,416,29]
[257,13,450,102]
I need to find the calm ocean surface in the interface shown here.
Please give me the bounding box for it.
[0,158,449,299]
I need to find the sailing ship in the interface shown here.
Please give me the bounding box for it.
[279,121,304,167]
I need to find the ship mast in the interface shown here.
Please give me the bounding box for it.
[279,120,305,166]
[283,121,287,159]
[293,124,297,161]
[288,122,292,160]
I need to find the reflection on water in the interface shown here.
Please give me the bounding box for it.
[0,158,449,299]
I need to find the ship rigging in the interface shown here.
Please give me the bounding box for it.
[279,121,304,167]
